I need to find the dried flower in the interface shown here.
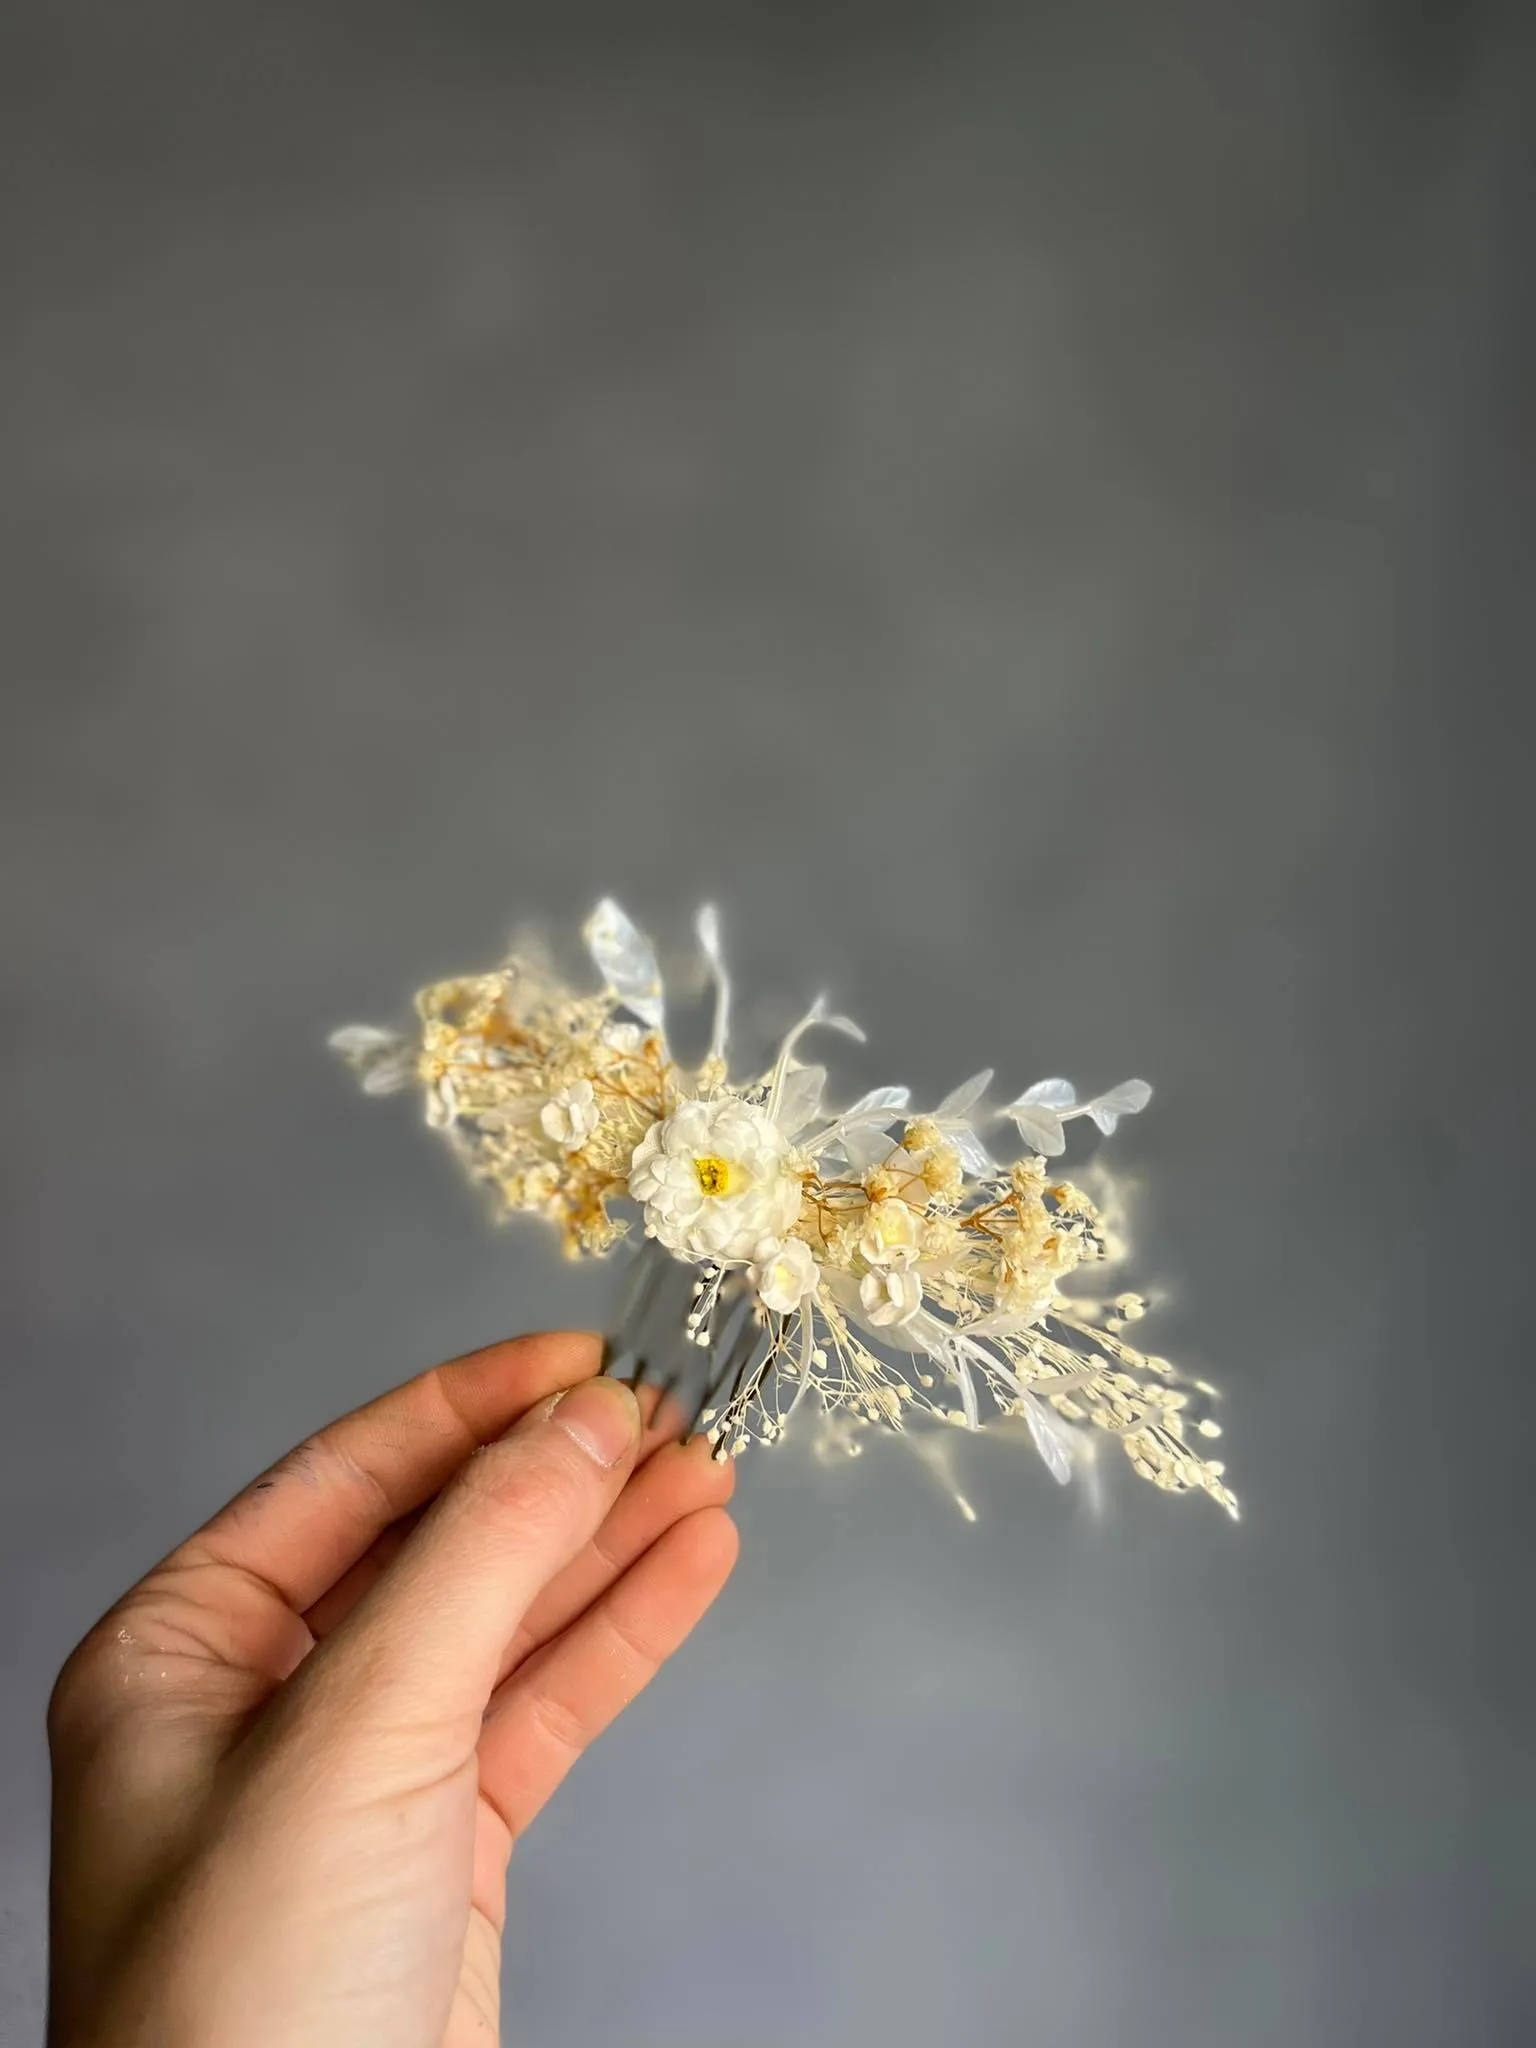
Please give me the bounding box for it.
[920,1142,965,1200]
[331,899,1235,1519]
[751,1236,820,1314]
[541,1078,601,1150]
[858,1262,924,1328]
[920,1214,962,1261]
[858,1198,923,1268]
[629,1095,802,1262]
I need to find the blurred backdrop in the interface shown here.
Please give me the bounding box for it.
[3,2,1531,2042]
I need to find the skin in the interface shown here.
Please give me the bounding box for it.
[46,1332,739,2047]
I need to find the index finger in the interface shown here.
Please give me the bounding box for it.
[171,1331,603,1614]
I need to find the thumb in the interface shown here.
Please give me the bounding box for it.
[280,1374,643,1744]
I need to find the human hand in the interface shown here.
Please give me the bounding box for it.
[47,1333,738,2047]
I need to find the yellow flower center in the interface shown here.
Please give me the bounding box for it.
[694,1154,732,1197]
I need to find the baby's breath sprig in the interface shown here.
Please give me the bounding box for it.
[332,901,1235,1518]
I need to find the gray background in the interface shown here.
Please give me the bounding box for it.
[3,1,1532,2042]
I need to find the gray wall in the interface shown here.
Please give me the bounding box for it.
[3,3,1531,2042]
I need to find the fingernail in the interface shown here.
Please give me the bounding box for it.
[549,1377,641,1467]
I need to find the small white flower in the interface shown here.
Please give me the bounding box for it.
[859,1263,923,1327]
[750,1235,820,1315]
[541,1078,600,1150]
[858,1198,923,1268]
[628,1093,803,1262]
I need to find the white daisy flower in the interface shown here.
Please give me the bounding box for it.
[628,1095,803,1263]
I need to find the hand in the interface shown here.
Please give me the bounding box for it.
[47,1332,738,2047]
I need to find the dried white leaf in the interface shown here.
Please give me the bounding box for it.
[952,1127,997,1177]
[935,1068,994,1119]
[1024,1395,1074,1485]
[695,903,731,1061]
[775,1063,827,1136]
[1094,1077,1152,1114]
[1006,1104,1068,1155]
[841,1085,911,1123]
[948,1328,1026,1399]
[935,1340,981,1428]
[328,1024,400,1057]
[902,1317,985,1429]
[1013,1077,1077,1109]
[330,1024,416,1095]
[768,998,864,1118]
[1087,1077,1152,1134]
[840,1122,899,1171]
[583,898,665,1029]
[950,1358,980,1430]
[360,1048,419,1095]
[963,1309,1047,1340]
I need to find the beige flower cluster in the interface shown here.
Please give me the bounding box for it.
[332,902,1235,1519]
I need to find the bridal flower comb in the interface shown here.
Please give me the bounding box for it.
[332,902,1235,1517]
